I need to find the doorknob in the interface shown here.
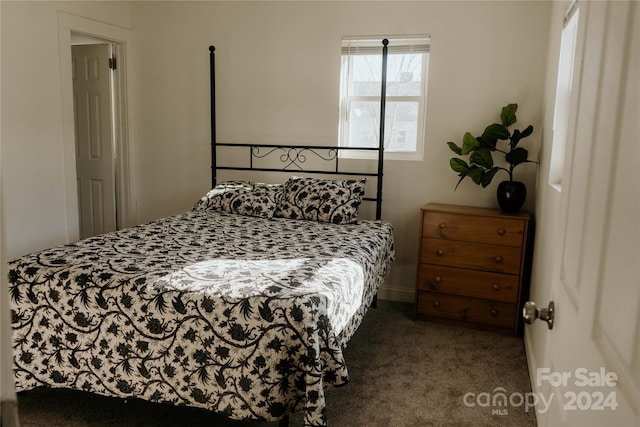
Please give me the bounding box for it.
[523,301,555,329]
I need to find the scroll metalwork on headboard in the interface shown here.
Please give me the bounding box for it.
[250,145,338,171]
[209,40,389,219]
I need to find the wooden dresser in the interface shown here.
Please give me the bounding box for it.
[414,203,532,336]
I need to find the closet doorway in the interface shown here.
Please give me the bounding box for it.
[71,34,117,239]
[58,12,135,243]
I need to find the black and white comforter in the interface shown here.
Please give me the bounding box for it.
[9,210,394,426]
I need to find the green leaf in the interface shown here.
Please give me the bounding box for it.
[520,125,533,138]
[447,141,462,155]
[470,147,494,168]
[467,166,484,185]
[450,158,469,173]
[481,167,500,187]
[500,103,518,127]
[482,123,509,145]
[505,147,529,166]
[461,132,480,155]
[511,125,533,148]
[511,129,522,147]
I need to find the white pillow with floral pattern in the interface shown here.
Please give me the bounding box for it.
[193,181,282,218]
[274,177,366,224]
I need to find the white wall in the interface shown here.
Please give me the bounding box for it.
[1,1,550,302]
[0,1,132,261]
[0,0,14,413]
[131,1,551,301]
[0,2,131,417]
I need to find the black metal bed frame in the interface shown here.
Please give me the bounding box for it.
[208,41,389,427]
[209,40,389,220]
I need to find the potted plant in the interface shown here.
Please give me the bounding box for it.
[447,103,536,212]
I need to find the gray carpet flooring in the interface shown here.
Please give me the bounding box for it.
[16,301,536,426]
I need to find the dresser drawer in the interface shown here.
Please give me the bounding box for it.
[422,211,525,247]
[417,292,516,328]
[417,264,519,303]
[421,237,522,275]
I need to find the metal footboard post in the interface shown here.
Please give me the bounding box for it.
[371,38,389,309]
[278,415,290,427]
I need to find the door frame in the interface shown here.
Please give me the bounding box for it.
[58,12,136,242]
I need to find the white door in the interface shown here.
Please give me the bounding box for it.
[72,43,117,239]
[532,1,639,425]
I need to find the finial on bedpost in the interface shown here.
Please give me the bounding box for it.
[209,45,215,52]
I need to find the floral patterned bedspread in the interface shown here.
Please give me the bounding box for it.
[9,210,394,426]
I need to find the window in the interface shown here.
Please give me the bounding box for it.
[549,2,580,191]
[338,35,430,160]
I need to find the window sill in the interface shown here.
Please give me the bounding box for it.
[339,150,423,161]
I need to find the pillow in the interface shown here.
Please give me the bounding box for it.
[274,177,366,224]
[193,181,283,218]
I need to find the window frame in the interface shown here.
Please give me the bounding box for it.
[338,35,430,161]
[549,2,582,192]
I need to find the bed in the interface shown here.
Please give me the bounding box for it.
[9,41,394,427]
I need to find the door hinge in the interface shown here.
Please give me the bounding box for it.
[109,57,117,70]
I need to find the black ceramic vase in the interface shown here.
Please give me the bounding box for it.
[497,180,526,213]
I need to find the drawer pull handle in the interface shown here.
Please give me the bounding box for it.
[433,301,441,308]
[492,284,501,291]
[439,223,447,229]
[498,228,506,235]
[490,309,499,317]
[434,276,442,283]
[495,256,504,263]
[436,249,444,256]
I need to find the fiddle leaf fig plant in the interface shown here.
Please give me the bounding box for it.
[447,103,536,190]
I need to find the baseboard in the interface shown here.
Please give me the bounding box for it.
[523,329,537,391]
[523,329,541,426]
[377,285,414,303]
[1,399,20,427]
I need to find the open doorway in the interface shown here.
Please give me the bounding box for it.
[71,34,117,239]
[58,13,135,243]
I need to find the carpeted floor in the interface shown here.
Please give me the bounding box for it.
[16,301,536,426]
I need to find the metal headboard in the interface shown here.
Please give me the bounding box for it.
[209,40,389,219]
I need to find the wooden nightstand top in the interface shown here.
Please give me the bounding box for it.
[421,203,530,220]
